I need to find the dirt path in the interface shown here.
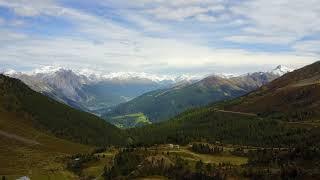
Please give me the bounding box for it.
[287,120,320,128]
[169,148,248,165]
[0,130,40,145]
[214,109,257,117]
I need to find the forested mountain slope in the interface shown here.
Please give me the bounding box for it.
[0,74,127,146]
[128,107,320,147]
[220,61,320,121]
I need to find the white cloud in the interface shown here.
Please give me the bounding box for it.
[0,0,141,39]
[100,0,224,8]
[0,0,61,17]
[194,14,217,22]
[225,35,296,45]
[99,0,226,22]
[0,31,316,74]
[229,0,320,44]
[293,40,320,56]
[0,17,4,24]
[146,5,224,21]
[0,30,27,41]
[158,0,222,7]
[121,14,169,33]
[0,0,318,75]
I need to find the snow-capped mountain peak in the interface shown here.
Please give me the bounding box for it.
[28,66,64,75]
[2,69,17,75]
[3,64,293,85]
[14,65,197,83]
[79,71,203,83]
[270,65,293,76]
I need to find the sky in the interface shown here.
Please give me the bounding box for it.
[0,0,319,76]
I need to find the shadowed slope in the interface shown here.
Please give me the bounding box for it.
[220,61,320,121]
[0,74,127,146]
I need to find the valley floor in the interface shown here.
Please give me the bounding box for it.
[68,142,320,179]
[64,144,250,179]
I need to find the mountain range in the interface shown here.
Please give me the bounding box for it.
[104,65,291,127]
[5,67,194,115]
[4,65,291,128]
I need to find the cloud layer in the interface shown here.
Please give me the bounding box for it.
[0,0,319,75]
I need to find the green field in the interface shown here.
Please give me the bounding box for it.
[109,113,151,128]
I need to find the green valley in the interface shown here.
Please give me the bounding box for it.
[104,72,279,127]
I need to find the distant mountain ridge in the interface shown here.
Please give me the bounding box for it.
[5,67,193,115]
[104,65,290,127]
[3,65,292,119]
[4,66,203,83]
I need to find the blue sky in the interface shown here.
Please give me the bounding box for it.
[0,0,319,75]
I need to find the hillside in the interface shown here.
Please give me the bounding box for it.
[105,71,279,126]
[128,108,320,147]
[220,61,320,121]
[0,74,127,146]
[0,111,91,178]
